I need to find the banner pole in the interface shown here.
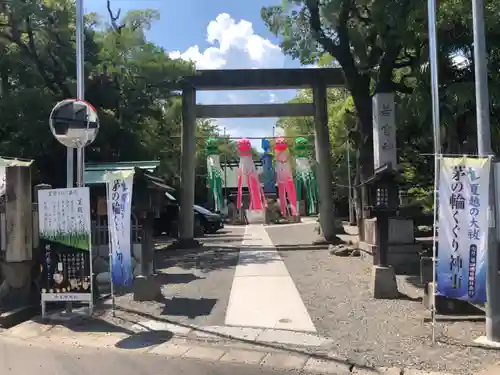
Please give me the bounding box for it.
[431,154,441,345]
[106,181,116,317]
[109,244,115,317]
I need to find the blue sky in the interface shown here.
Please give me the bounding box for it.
[84,0,305,148]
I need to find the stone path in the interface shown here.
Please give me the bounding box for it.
[225,225,315,332]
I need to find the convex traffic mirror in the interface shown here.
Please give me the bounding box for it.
[49,99,99,148]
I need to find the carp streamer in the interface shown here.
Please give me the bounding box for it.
[237,138,266,210]
[295,137,319,215]
[206,138,225,213]
[275,138,297,216]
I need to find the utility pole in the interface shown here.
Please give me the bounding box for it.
[472,0,500,344]
[75,0,85,188]
[223,127,228,209]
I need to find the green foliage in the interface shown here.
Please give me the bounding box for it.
[0,0,226,201]
[264,0,500,214]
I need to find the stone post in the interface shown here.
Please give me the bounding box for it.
[370,93,400,299]
[313,83,338,243]
[0,165,33,309]
[133,211,161,301]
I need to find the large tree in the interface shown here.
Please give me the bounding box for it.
[0,0,224,201]
[262,0,422,201]
[262,0,500,226]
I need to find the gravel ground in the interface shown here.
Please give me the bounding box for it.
[98,228,247,329]
[266,223,500,375]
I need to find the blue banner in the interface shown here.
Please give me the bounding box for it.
[106,170,134,287]
[437,156,490,303]
[261,138,275,194]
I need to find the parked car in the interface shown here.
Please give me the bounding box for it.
[154,203,223,237]
[193,204,224,234]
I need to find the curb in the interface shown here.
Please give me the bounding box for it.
[0,329,384,374]
[1,322,456,374]
[0,305,39,328]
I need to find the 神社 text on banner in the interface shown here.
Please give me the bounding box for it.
[437,156,490,303]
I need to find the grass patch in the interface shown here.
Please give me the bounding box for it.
[40,230,90,251]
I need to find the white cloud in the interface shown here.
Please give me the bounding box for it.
[169,13,285,70]
[169,13,298,149]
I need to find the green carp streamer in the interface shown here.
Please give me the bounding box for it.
[294,137,319,215]
[206,138,225,212]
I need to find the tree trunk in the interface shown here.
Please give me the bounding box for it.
[353,161,361,226]
[349,76,373,242]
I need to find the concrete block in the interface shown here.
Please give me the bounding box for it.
[404,370,454,375]
[256,329,332,346]
[182,346,226,361]
[192,326,261,341]
[0,305,38,329]
[133,275,161,302]
[132,244,142,261]
[97,245,109,259]
[131,320,192,335]
[0,262,31,289]
[423,282,484,315]
[219,349,266,365]
[370,265,399,299]
[93,256,109,274]
[352,367,401,375]
[5,165,32,262]
[420,256,433,285]
[473,336,500,349]
[363,218,378,246]
[95,272,110,285]
[261,353,308,370]
[150,343,191,357]
[303,358,351,374]
[388,217,415,243]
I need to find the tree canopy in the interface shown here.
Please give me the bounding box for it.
[0,0,239,203]
[263,0,500,214]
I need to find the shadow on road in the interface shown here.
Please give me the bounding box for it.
[159,297,218,318]
[155,247,282,272]
[115,330,174,350]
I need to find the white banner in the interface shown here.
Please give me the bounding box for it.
[106,170,134,287]
[437,156,490,303]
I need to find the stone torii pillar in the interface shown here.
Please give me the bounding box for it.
[313,83,338,243]
[177,86,200,248]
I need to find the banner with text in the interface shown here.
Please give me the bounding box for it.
[38,188,92,302]
[437,156,490,303]
[106,170,134,287]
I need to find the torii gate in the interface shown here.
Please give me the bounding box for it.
[174,68,345,248]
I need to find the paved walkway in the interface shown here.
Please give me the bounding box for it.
[225,225,315,332]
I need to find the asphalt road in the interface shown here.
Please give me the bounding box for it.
[0,336,300,375]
